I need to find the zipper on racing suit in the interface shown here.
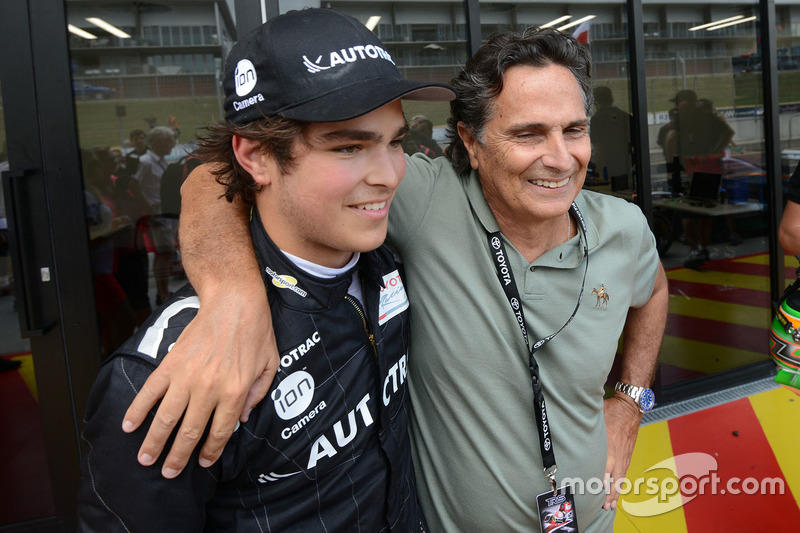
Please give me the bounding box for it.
[345,293,378,360]
[345,284,394,532]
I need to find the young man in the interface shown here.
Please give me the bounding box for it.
[121,128,148,180]
[78,9,454,531]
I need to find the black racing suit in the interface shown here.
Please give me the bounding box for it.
[78,213,426,532]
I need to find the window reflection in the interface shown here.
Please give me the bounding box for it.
[779,2,800,182]
[643,2,769,387]
[66,0,234,356]
[56,0,785,413]
[323,2,465,152]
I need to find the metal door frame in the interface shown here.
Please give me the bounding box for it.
[0,0,102,529]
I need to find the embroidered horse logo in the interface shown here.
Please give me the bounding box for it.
[592,284,609,307]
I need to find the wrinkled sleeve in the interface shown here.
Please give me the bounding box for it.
[387,153,441,253]
[77,356,219,533]
[630,206,661,308]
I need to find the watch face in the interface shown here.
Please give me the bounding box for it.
[639,389,656,411]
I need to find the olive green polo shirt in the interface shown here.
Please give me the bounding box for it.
[388,154,659,532]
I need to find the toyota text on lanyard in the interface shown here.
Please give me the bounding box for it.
[486,202,589,492]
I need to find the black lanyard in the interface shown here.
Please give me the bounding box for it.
[486,203,589,491]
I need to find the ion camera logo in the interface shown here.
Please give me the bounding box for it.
[235,59,257,97]
[272,370,315,420]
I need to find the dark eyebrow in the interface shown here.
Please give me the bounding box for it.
[317,123,409,143]
[507,118,589,134]
[567,119,590,128]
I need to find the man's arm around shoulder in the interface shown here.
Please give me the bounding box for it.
[123,163,279,478]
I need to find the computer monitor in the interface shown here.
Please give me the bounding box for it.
[611,174,630,192]
[688,172,722,202]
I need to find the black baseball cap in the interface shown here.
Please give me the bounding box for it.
[223,8,456,124]
[670,89,698,104]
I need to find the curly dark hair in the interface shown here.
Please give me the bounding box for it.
[445,27,593,176]
[193,117,308,205]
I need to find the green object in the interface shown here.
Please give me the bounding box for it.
[782,297,800,319]
[775,368,800,392]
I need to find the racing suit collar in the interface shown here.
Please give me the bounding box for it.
[249,207,386,311]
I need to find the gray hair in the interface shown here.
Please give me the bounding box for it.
[445,27,593,175]
[147,125,174,145]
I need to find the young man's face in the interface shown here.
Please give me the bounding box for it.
[131,132,147,153]
[259,99,408,268]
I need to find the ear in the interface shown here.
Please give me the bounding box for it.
[232,135,274,186]
[457,121,480,170]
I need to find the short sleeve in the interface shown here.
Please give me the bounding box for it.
[630,207,661,308]
[387,154,441,252]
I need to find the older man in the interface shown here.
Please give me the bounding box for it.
[134,126,177,305]
[124,27,668,531]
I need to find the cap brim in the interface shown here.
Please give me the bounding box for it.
[277,78,456,122]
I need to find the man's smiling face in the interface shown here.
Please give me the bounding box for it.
[258,99,408,268]
[461,63,591,229]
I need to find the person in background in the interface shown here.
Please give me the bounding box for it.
[121,128,148,181]
[408,114,444,156]
[665,90,734,269]
[134,126,176,306]
[590,85,633,187]
[83,147,136,356]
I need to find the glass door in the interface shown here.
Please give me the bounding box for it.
[0,79,55,527]
[1,1,237,529]
[65,0,234,342]
[1,0,103,529]
[641,2,772,391]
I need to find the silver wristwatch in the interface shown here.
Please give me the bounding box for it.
[614,381,655,413]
